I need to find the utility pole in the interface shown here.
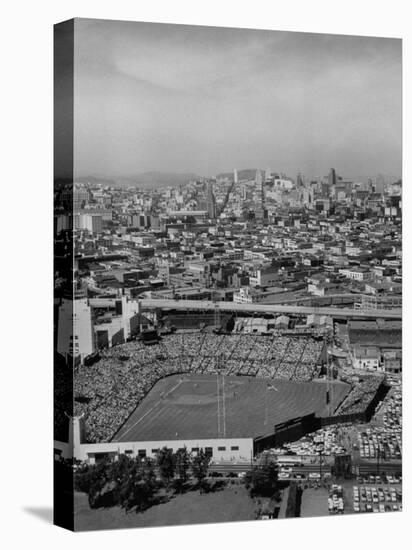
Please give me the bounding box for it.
[318,444,324,479]
[222,372,226,438]
[329,350,333,417]
[217,370,221,438]
[216,357,226,438]
[377,444,382,476]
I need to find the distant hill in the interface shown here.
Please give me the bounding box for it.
[74,175,117,186]
[72,169,262,188]
[117,172,199,189]
[216,169,258,181]
[74,172,199,189]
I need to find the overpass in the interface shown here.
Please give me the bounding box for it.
[140,299,402,320]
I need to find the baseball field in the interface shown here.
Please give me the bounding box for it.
[112,373,350,442]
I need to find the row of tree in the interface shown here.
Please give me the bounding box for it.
[75,447,211,512]
[75,447,283,513]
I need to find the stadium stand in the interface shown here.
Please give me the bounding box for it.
[73,332,325,442]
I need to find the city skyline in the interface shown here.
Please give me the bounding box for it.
[72,166,400,186]
[69,19,402,182]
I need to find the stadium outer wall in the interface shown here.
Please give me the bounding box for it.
[55,418,254,463]
[56,377,388,465]
[55,390,383,465]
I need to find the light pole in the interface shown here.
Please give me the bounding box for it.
[317,443,325,480]
[376,444,383,476]
[326,349,333,417]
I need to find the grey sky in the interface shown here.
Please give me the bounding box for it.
[73,18,401,181]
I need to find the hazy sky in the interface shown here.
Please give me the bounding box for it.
[72,18,401,181]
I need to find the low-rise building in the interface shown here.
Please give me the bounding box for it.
[352,345,382,371]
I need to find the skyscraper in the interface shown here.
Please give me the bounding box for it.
[254,169,266,221]
[328,168,337,188]
[206,180,216,219]
[255,169,263,190]
[375,174,386,195]
[233,169,238,184]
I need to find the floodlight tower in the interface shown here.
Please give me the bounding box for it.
[222,371,226,438]
[325,334,334,417]
[216,355,227,438]
[216,370,221,438]
[327,350,332,417]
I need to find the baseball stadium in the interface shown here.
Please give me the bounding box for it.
[53,330,388,464]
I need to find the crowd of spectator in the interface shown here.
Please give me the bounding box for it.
[73,332,325,443]
[335,376,383,415]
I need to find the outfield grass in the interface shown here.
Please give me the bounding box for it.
[74,484,257,531]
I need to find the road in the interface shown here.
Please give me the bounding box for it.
[140,298,402,320]
[209,461,331,475]
[208,459,401,477]
[356,461,402,475]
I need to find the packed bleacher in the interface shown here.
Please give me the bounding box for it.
[335,375,384,416]
[73,332,325,443]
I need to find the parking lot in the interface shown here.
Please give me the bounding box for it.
[348,476,402,514]
[302,475,402,517]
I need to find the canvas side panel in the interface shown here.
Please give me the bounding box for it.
[53,18,75,532]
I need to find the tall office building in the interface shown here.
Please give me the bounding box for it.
[206,180,216,219]
[255,169,263,190]
[328,168,337,188]
[254,169,266,221]
[233,169,238,184]
[375,174,386,195]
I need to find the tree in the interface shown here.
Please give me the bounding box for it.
[244,460,279,498]
[157,447,175,486]
[118,458,158,513]
[109,454,132,484]
[75,457,128,509]
[191,449,210,487]
[75,455,159,512]
[74,457,111,497]
[175,447,191,483]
